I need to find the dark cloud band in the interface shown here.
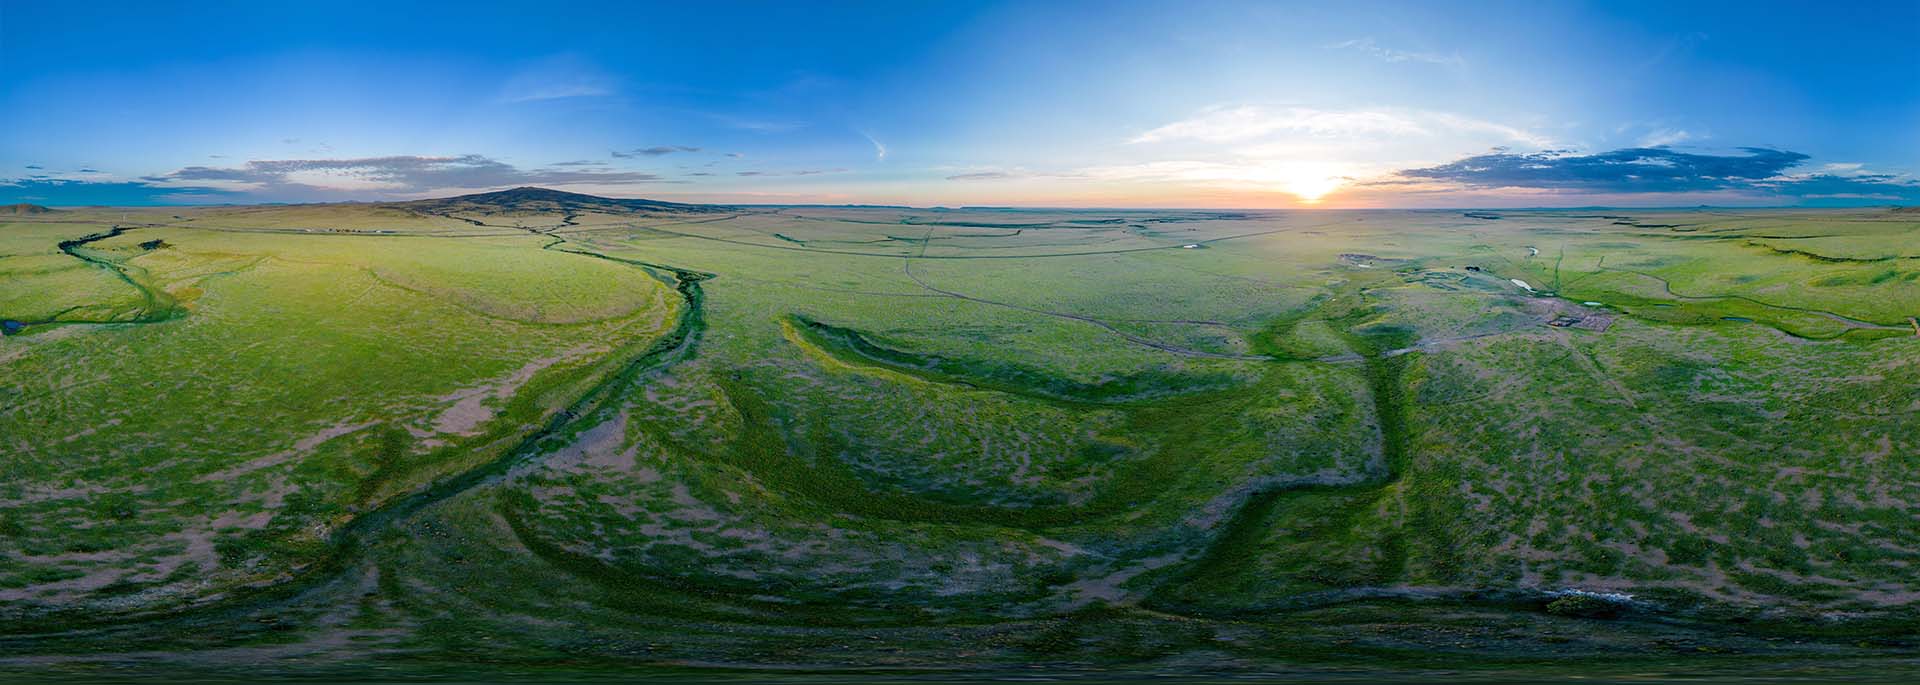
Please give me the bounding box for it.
[1390,146,1919,202]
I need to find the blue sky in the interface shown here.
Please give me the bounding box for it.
[3,0,1916,207]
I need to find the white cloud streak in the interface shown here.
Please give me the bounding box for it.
[496,54,617,103]
[1130,105,1553,149]
[1326,38,1465,67]
[860,130,888,161]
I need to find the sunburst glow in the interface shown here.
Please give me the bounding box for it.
[1275,166,1347,203]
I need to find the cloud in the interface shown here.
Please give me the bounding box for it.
[713,115,805,133]
[164,155,675,191]
[5,154,683,205]
[612,145,702,158]
[1079,159,1351,185]
[23,164,42,170]
[1385,146,1920,203]
[548,160,606,167]
[504,83,612,102]
[1764,173,1920,202]
[732,168,847,178]
[1392,147,1807,192]
[1107,105,1557,201]
[1636,128,1694,147]
[1326,38,1464,67]
[859,130,887,160]
[1131,105,1552,148]
[497,54,616,103]
[947,171,1015,181]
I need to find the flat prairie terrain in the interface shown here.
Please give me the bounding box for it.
[3,189,1919,679]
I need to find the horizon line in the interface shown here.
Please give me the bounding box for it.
[15,190,1912,214]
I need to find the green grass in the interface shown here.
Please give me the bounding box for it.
[5,202,1920,677]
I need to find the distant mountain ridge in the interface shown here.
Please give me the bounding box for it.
[393,187,718,214]
[1,203,55,214]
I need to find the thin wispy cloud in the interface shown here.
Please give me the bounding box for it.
[1326,38,1464,67]
[947,171,1016,181]
[713,115,806,133]
[859,130,888,161]
[1636,128,1694,147]
[1130,105,1551,148]
[497,54,617,103]
[611,146,702,158]
[503,84,613,102]
[1114,104,1558,201]
[733,168,847,177]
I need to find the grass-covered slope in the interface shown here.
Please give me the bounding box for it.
[3,198,1919,678]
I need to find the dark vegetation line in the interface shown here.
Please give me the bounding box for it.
[1142,289,1422,617]
[5,225,186,329]
[787,314,1246,407]
[899,259,1269,360]
[626,221,1313,260]
[0,236,712,640]
[1552,243,1566,292]
[1750,242,1919,263]
[683,343,1231,530]
[766,272,1458,621]
[1596,264,1906,330]
[1494,242,1907,338]
[566,286,1308,537]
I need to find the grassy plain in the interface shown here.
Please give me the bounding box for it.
[2,189,1919,679]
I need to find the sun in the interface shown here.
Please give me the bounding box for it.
[1283,174,1345,203]
[1268,162,1348,203]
